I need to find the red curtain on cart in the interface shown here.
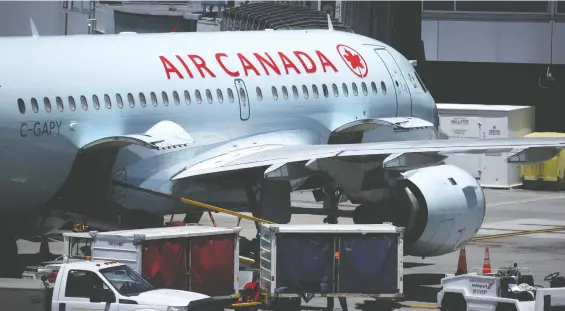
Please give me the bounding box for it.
[189,234,235,296]
[142,239,187,290]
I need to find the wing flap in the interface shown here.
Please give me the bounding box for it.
[171,137,565,181]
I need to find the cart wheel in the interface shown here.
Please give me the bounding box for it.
[441,293,466,311]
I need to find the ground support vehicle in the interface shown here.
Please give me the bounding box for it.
[3,259,223,311]
[250,223,404,311]
[438,267,565,311]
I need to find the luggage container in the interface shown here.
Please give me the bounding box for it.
[521,132,565,190]
[258,223,404,311]
[90,225,241,298]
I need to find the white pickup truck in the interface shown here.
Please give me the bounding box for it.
[4,259,224,311]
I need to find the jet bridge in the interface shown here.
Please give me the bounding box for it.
[220,2,353,32]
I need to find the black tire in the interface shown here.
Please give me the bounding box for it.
[441,293,466,311]
[495,302,518,311]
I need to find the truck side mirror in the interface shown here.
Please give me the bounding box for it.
[89,288,116,303]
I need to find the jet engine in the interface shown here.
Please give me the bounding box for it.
[352,164,486,257]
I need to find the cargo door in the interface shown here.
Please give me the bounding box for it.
[275,234,335,294]
[337,234,399,294]
[374,48,412,117]
[189,234,235,296]
[235,79,251,121]
[439,114,482,179]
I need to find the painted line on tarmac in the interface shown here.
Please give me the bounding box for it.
[487,195,565,207]
[401,303,438,309]
[472,226,565,241]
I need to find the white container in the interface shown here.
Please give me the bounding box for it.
[437,103,535,188]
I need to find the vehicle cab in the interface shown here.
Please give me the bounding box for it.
[51,260,220,311]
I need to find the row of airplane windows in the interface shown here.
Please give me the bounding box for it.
[16,81,386,115]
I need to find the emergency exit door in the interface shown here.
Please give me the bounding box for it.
[234,79,250,121]
[374,49,412,117]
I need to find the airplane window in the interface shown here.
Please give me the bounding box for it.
[150,92,158,107]
[80,95,88,111]
[256,87,262,102]
[43,97,52,113]
[139,92,147,107]
[352,83,358,96]
[17,99,26,114]
[162,91,169,106]
[361,82,368,96]
[206,89,213,104]
[216,89,223,103]
[332,84,339,97]
[68,96,76,111]
[173,91,180,105]
[195,90,202,104]
[381,81,387,95]
[227,89,234,103]
[184,90,191,105]
[302,85,309,99]
[92,95,100,110]
[31,98,39,113]
[238,88,246,103]
[312,85,319,98]
[292,86,298,99]
[272,86,278,100]
[322,84,329,98]
[342,83,349,97]
[104,94,111,109]
[127,93,135,108]
[56,97,64,112]
[116,94,124,109]
[371,82,378,95]
[282,86,289,100]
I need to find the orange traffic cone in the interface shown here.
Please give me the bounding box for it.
[455,247,467,275]
[482,247,492,274]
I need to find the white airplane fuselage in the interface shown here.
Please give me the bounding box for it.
[0,29,437,216]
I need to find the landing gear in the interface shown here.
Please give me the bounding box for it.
[322,188,342,225]
[39,235,53,262]
[0,236,19,278]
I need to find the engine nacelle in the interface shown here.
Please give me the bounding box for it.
[353,164,486,257]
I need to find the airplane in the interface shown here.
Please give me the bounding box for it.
[0,17,563,278]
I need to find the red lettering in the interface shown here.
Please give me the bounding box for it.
[316,51,338,73]
[293,51,317,74]
[175,55,194,79]
[159,56,183,80]
[215,53,240,77]
[278,52,301,75]
[253,53,281,76]
[187,54,216,78]
[237,53,261,76]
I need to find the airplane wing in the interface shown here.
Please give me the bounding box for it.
[171,137,565,180]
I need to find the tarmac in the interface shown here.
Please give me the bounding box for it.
[15,188,565,310]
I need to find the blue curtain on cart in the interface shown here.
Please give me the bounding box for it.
[275,235,334,294]
[338,234,399,294]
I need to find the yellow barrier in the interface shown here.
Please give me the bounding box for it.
[521,132,565,189]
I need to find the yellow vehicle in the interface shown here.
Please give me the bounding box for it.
[521,132,565,190]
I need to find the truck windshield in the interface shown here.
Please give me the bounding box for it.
[100,265,154,296]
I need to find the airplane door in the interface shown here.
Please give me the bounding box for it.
[374,48,412,117]
[234,79,250,121]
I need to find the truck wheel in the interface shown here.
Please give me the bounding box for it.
[441,293,466,311]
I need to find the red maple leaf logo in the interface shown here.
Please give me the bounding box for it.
[343,49,364,70]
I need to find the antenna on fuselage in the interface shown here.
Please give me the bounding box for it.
[29,18,39,37]
[327,14,334,31]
